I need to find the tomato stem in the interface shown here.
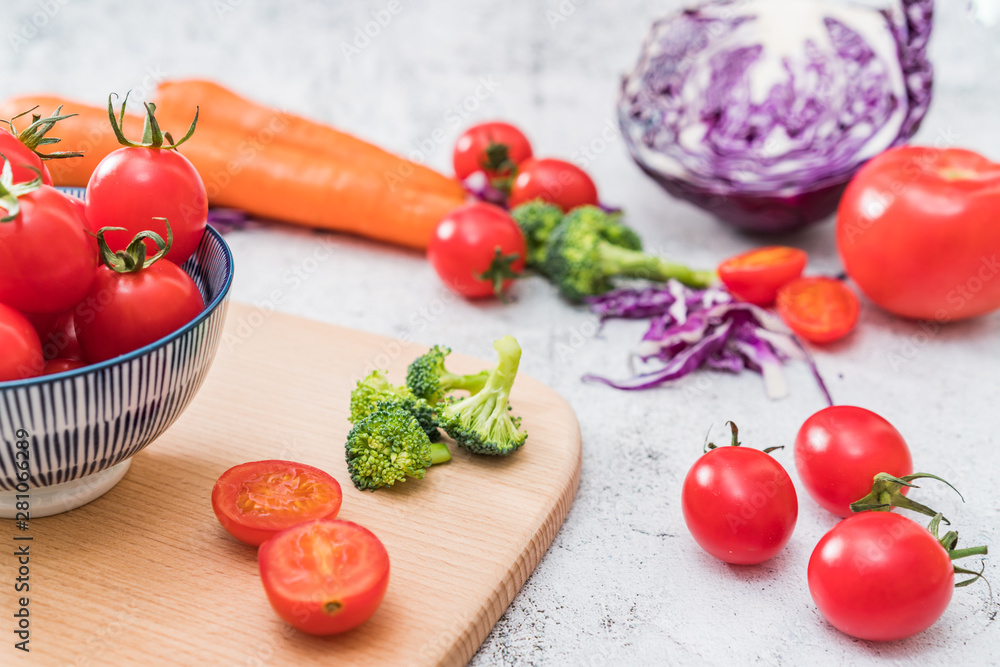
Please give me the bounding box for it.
[0,156,43,222]
[850,472,963,522]
[476,246,522,302]
[106,92,198,150]
[94,218,174,273]
[927,513,991,590]
[2,105,84,160]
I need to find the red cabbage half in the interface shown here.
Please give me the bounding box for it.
[618,0,933,232]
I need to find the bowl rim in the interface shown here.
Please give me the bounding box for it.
[0,224,234,389]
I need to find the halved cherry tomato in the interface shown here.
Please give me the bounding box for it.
[0,303,43,382]
[453,121,532,182]
[718,246,808,306]
[259,519,390,635]
[508,158,598,211]
[776,277,859,344]
[211,460,343,546]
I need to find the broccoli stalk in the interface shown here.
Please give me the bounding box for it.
[543,211,715,301]
[350,370,440,442]
[406,345,489,405]
[439,335,527,456]
[345,402,452,491]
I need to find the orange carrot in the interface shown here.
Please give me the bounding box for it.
[154,79,464,199]
[0,88,466,249]
[0,95,139,187]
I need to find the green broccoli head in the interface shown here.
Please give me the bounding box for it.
[543,209,714,301]
[350,370,440,442]
[405,345,489,405]
[345,401,451,491]
[439,335,527,456]
[561,205,643,251]
[510,200,564,270]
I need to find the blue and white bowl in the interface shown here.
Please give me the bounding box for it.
[0,190,234,517]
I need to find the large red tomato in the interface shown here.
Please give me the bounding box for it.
[837,147,1000,320]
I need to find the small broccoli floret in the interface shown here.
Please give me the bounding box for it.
[511,200,565,270]
[406,345,489,405]
[543,209,715,301]
[345,402,452,491]
[439,335,527,456]
[561,205,643,252]
[350,370,440,442]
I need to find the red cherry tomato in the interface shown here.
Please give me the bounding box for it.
[211,460,344,546]
[0,128,53,186]
[259,519,390,636]
[837,146,1000,320]
[794,406,913,517]
[42,358,87,375]
[25,310,86,362]
[776,277,859,344]
[508,158,598,211]
[0,183,97,314]
[0,303,44,381]
[681,427,798,564]
[808,512,955,641]
[718,246,808,306]
[453,122,532,181]
[86,146,207,265]
[74,259,204,363]
[427,202,526,299]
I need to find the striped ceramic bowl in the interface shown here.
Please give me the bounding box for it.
[0,189,234,515]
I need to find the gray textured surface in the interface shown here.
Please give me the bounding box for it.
[4,0,999,664]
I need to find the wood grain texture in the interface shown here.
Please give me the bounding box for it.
[2,302,581,666]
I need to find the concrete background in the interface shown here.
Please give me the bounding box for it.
[4,0,998,664]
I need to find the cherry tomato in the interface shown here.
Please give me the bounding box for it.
[0,183,97,314]
[86,146,207,265]
[211,460,344,546]
[837,146,1000,320]
[808,512,955,640]
[427,202,526,299]
[259,519,390,636]
[794,406,912,517]
[42,358,86,375]
[718,246,808,306]
[0,303,43,381]
[776,277,859,344]
[681,426,798,564]
[508,158,598,211]
[25,310,86,361]
[0,129,53,185]
[74,258,204,363]
[453,122,532,181]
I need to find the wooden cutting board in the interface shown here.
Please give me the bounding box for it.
[3,302,582,666]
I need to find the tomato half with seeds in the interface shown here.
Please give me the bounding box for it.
[776,277,860,344]
[259,519,390,635]
[211,460,343,546]
[718,246,808,306]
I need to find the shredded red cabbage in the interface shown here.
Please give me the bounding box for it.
[585,282,833,404]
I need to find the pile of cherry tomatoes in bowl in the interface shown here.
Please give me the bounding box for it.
[0,99,208,382]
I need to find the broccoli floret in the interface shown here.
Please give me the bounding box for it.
[406,345,489,405]
[510,200,564,270]
[439,335,527,456]
[345,402,452,491]
[350,370,440,442]
[543,209,715,301]
[561,205,643,252]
